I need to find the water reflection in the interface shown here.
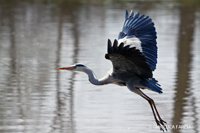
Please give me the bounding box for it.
[172,1,199,133]
[0,0,200,133]
[53,1,82,132]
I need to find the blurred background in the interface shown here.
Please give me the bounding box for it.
[0,0,200,133]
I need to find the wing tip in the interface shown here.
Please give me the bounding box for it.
[125,10,128,19]
[107,39,112,54]
[129,10,134,18]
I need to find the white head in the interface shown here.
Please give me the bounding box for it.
[57,63,87,72]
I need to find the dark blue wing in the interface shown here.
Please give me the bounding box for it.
[118,10,157,71]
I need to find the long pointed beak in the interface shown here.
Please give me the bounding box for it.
[57,66,73,70]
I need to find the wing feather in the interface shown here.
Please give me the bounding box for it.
[118,10,157,71]
[105,39,152,79]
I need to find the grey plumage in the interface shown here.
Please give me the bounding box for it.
[105,39,152,79]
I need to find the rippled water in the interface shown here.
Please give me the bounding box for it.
[0,1,200,133]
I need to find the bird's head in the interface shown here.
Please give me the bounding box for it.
[57,63,87,72]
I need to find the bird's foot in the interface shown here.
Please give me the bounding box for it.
[156,119,167,132]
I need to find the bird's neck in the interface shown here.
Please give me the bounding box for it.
[83,68,110,85]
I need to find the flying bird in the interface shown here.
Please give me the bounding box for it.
[57,10,167,131]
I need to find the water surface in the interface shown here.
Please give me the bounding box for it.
[0,1,200,133]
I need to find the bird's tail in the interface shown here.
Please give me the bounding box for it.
[140,78,162,93]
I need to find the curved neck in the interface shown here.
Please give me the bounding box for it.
[82,68,110,85]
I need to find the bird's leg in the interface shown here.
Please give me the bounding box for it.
[151,99,167,126]
[137,89,167,132]
[139,89,167,123]
[148,97,167,131]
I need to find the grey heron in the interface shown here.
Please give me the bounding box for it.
[57,10,167,132]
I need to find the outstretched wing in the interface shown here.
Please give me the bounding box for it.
[118,10,157,71]
[105,39,152,79]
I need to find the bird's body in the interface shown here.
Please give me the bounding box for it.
[57,10,167,132]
